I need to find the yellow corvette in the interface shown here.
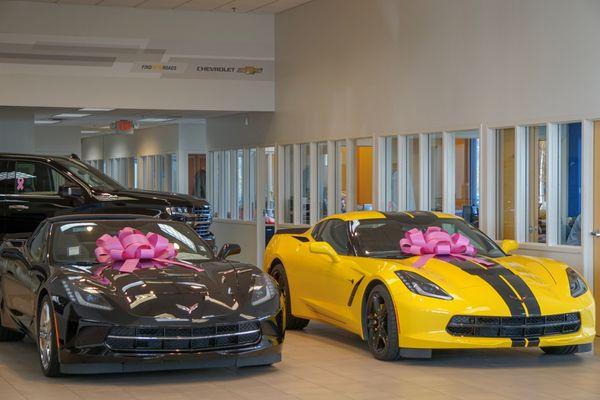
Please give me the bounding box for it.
[264,211,595,360]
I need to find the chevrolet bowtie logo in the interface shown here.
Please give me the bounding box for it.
[176,303,199,315]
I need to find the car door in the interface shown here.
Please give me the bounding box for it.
[309,219,363,326]
[6,160,73,234]
[1,222,48,331]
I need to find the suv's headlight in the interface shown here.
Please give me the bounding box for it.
[566,268,588,298]
[396,270,453,300]
[62,281,113,311]
[250,273,278,306]
[166,206,192,216]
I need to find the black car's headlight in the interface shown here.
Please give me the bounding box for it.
[396,270,453,301]
[165,206,193,217]
[250,273,278,306]
[62,281,113,311]
[566,267,588,298]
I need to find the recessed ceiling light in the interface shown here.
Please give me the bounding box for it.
[34,119,60,125]
[53,113,91,118]
[139,118,174,123]
[78,108,115,112]
[81,130,100,134]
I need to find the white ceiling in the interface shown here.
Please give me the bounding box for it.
[2,0,314,13]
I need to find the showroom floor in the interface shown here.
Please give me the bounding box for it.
[1,322,599,400]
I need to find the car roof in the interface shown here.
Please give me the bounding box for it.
[45,214,158,224]
[321,210,461,222]
[0,153,73,162]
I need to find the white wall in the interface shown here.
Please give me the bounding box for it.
[178,123,208,194]
[0,1,274,112]
[0,108,34,152]
[34,125,82,156]
[211,221,258,266]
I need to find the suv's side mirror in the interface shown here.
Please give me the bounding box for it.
[500,239,519,254]
[217,243,241,260]
[309,242,341,263]
[58,183,83,199]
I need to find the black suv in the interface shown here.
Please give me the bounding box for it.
[0,154,214,244]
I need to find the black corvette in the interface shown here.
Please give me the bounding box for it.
[0,214,283,376]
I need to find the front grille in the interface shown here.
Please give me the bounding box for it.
[447,313,581,338]
[105,321,261,353]
[192,206,212,238]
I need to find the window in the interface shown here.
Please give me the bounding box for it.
[0,160,15,194]
[264,147,275,224]
[317,142,329,218]
[383,136,398,211]
[558,122,582,245]
[526,125,547,243]
[249,148,257,220]
[29,223,48,262]
[335,140,347,213]
[428,133,443,211]
[355,138,373,211]
[283,145,294,223]
[454,130,480,226]
[300,143,311,224]
[316,219,350,255]
[405,135,420,210]
[15,161,65,195]
[496,128,516,240]
[236,149,244,219]
[211,152,222,218]
[223,151,231,218]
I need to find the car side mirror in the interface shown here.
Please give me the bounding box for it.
[59,183,84,199]
[309,242,341,263]
[500,239,519,254]
[217,243,241,260]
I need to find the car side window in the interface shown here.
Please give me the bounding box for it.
[311,222,324,239]
[318,220,351,255]
[29,223,49,262]
[0,159,16,194]
[15,161,65,195]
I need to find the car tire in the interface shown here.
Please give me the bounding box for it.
[365,285,400,361]
[541,345,579,355]
[37,296,61,377]
[270,264,309,330]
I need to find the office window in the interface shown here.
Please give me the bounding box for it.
[429,133,443,211]
[405,135,420,210]
[300,143,311,224]
[383,136,398,211]
[317,142,329,218]
[265,147,276,224]
[454,130,480,226]
[526,125,547,243]
[157,155,165,191]
[496,128,516,240]
[558,122,582,245]
[283,145,294,223]
[211,152,222,218]
[236,149,244,219]
[133,158,138,189]
[249,148,257,221]
[355,138,374,211]
[335,140,347,213]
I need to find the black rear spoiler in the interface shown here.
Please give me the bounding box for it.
[275,228,310,235]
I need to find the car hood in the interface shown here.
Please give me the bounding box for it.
[62,261,262,319]
[93,188,207,208]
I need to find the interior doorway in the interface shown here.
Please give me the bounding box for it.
[188,154,206,198]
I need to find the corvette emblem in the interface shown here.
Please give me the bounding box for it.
[176,303,199,315]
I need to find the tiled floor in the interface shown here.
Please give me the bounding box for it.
[1,322,600,400]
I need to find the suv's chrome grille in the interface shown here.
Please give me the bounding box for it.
[192,206,212,238]
[105,321,261,352]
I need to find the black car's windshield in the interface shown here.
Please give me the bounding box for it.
[56,159,123,192]
[51,220,212,265]
[350,218,505,259]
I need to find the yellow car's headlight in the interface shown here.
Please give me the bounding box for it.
[566,268,588,298]
[396,271,453,301]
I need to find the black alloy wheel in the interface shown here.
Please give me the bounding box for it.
[270,264,309,330]
[37,296,61,377]
[365,285,400,361]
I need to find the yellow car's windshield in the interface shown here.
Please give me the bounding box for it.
[350,218,505,259]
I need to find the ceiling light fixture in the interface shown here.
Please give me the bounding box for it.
[81,130,100,134]
[34,119,60,125]
[138,118,174,123]
[53,113,91,118]
[78,108,115,112]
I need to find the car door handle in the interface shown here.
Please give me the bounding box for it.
[8,205,29,211]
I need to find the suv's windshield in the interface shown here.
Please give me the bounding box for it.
[350,218,505,259]
[56,159,123,192]
[51,220,212,265]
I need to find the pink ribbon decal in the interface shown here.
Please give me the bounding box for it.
[16,178,25,191]
[94,227,203,275]
[399,226,493,268]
